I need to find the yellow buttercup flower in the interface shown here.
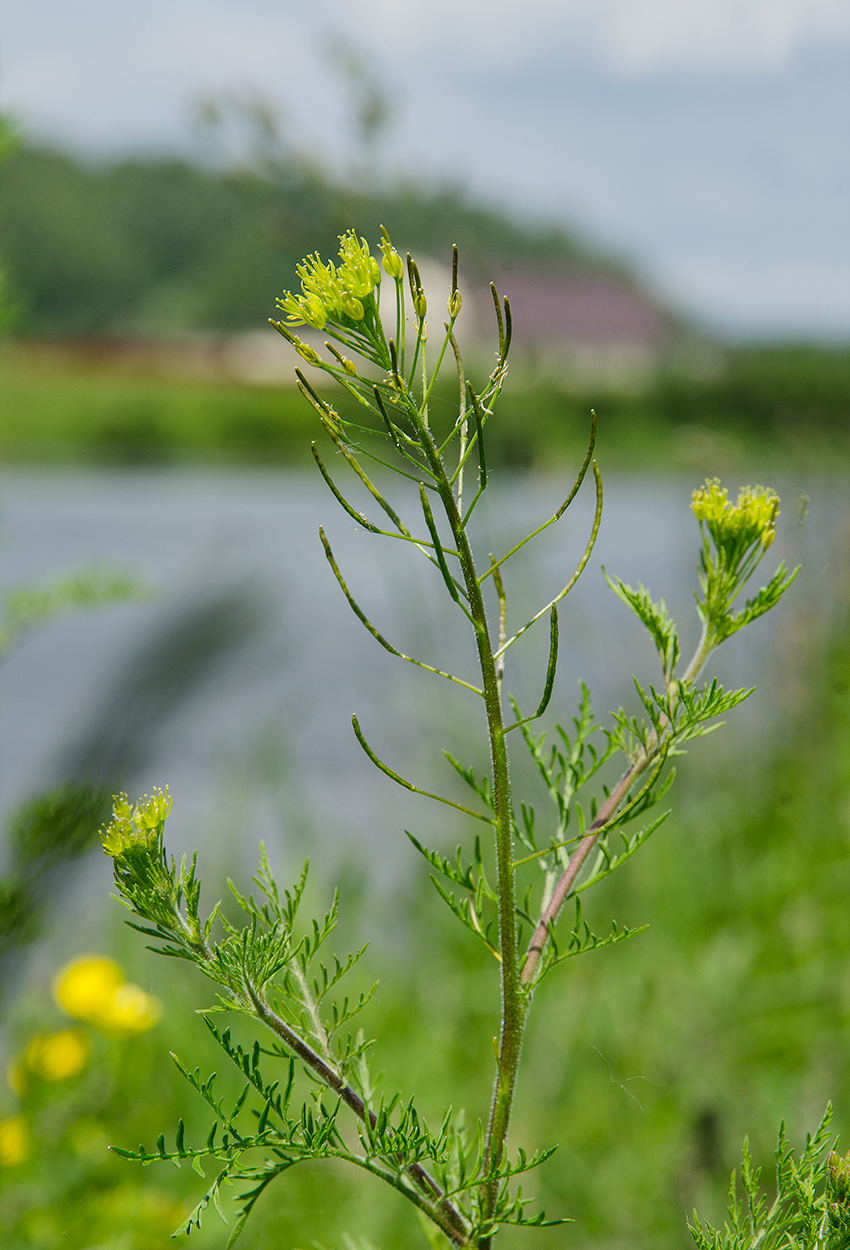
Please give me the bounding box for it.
[0,1116,28,1166]
[53,954,124,1020]
[24,1029,89,1081]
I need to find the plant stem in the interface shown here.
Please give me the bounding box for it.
[520,760,646,985]
[250,990,471,1246]
[399,390,526,1243]
[183,903,470,1243]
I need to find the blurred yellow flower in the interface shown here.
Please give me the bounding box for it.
[0,1115,28,1166]
[24,1029,89,1081]
[97,982,162,1035]
[53,954,124,1020]
[52,952,161,1035]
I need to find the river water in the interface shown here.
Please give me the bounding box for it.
[0,467,845,929]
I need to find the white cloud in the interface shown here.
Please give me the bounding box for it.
[348,0,850,74]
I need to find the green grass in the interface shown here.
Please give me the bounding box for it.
[0,370,317,466]
[2,342,849,472]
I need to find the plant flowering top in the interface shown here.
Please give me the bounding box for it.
[691,478,778,555]
[276,230,381,330]
[101,788,172,859]
[690,478,792,648]
[270,226,441,378]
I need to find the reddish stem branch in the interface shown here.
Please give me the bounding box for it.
[521,759,645,986]
[520,625,718,988]
[250,993,471,1245]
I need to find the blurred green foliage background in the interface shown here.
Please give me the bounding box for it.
[0,137,848,471]
[1,576,848,1249]
[1,121,849,1249]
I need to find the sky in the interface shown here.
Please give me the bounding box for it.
[1,0,849,339]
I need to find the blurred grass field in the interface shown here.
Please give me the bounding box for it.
[1,573,848,1249]
[1,339,849,473]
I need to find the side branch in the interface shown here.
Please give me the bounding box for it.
[352,715,495,824]
[248,990,471,1245]
[320,530,482,696]
[521,739,670,985]
[494,460,603,661]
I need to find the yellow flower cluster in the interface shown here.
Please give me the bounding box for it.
[276,230,381,330]
[1,955,162,1168]
[101,787,171,858]
[52,954,161,1036]
[691,479,778,550]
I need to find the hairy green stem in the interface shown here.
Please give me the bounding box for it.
[397,387,526,1243]
[249,989,471,1245]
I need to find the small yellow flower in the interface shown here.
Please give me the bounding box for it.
[53,954,124,1020]
[101,787,171,858]
[691,479,778,553]
[691,477,729,524]
[24,1029,89,1081]
[736,484,779,547]
[340,294,365,321]
[337,229,381,297]
[0,1115,28,1166]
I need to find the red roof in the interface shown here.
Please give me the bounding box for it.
[488,268,670,348]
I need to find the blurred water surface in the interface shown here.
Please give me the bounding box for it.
[0,467,845,913]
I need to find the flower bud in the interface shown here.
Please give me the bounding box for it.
[342,295,365,321]
[295,340,321,365]
[380,226,404,279]
[448,289,462,318]
[381,245,404,279]
[301,295,327,330]
[830,1150,850,1191]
